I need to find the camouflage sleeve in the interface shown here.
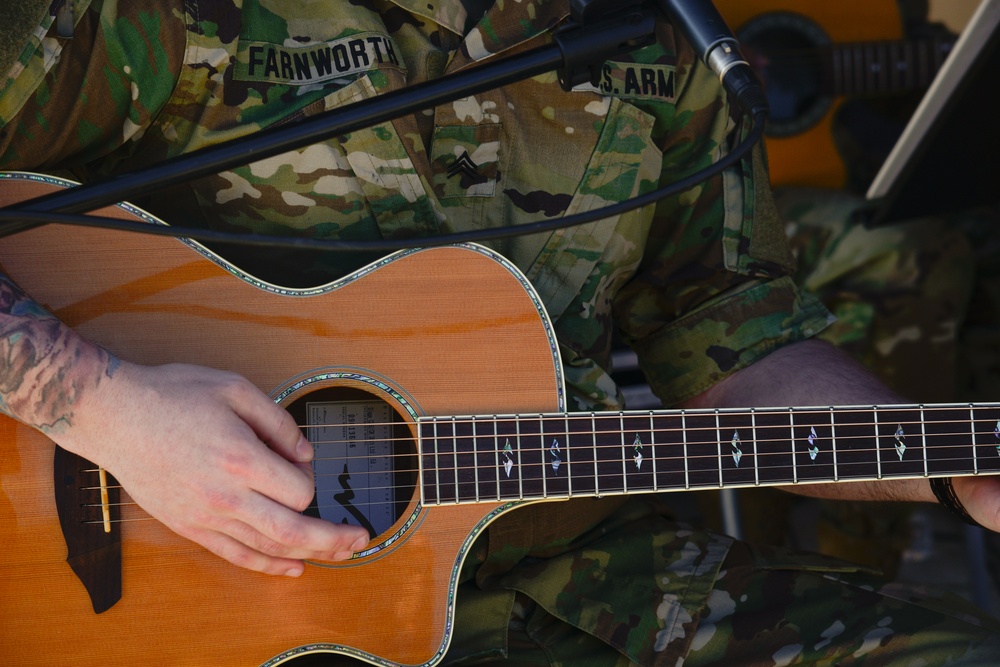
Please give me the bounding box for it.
[613,34,833,406]
[0,1,183,175]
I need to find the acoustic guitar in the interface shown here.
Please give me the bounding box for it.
[1,172,998,666]
[715,0,954,188]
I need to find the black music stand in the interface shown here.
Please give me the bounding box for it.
[864,0,1000,225]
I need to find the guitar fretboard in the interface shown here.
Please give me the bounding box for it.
[418,403,1000,505]
[824,37,953,96]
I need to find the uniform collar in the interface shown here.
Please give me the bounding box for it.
[386,0,571,58]
[387,0,477,38]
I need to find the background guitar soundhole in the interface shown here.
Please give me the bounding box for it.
[738,12,833,137]
[286,387,416,538]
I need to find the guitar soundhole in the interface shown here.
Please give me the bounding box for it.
[285,387,417,540]
[738,12,832,137]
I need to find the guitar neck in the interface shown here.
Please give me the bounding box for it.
[823,37,954,96]
[419,402,1000,504]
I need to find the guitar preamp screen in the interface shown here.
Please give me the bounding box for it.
[307,400,397,537]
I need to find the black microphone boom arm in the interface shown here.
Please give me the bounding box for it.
[0,0,766,246]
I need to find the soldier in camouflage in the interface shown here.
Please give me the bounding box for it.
[735,188,980,575]
[2,1,1000,665]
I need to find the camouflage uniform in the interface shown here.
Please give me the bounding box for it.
[707,1,990,579]
[766,187,978,574]
[2,1,999,665]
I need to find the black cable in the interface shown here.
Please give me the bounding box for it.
[0,110,766,252]
[0,8,656,241]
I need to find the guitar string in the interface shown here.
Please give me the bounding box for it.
[79,446,1000,506]
[296,411,1000,460]
[80,414,1000,474]
[74,408,1000,521]
[749,39,951,84]
[80,442,1000,495]
[301,421,997,454]
[79,421,1000,474]
[291,403,1000,437]
[77,437,1000,520]
[78,446,1000,525]
[78,449,1000,526]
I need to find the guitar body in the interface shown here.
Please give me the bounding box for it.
[0,173,564,666]
[716,0,905,188]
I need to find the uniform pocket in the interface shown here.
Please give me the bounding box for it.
[524,98,662,321]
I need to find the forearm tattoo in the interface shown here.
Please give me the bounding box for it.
[0,275,119,433]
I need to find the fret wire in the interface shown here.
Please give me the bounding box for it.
[830,407,838,482]
[591,412,600,496]
[452,416,460,504]
[855,44,866,92]
[879,41,889,90]
[856,43,866,92]
[877,42,886,88]
[970,404,978,475]
[789,408,796,482]
[682,410,690,490]
[846,44,857,93]
[874,406,882,479]
[540,414,548,500]
[791,408,798,484]
[899,40,909,88]
[893,39,908,87]
[841,46,851,94]
[473,416,481,502]
[715,409,723,488]
[514,415,522,500]
[565,413,573,498]
[493,416,501,502]
[650,411,659,492]
[865,42,875,92]
[751,408,759,486]
[620,413,628,495]
[874,42,882,90]
[433,419,442,506]
[832,45,843,97]
[921,405,929,478]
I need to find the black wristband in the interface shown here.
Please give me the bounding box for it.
[930,477,981,527]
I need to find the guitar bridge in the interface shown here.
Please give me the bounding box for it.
[53,446,122,614]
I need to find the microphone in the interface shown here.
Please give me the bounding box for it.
[656,0,768,118]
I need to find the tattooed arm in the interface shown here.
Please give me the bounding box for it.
[0,276,119,432]
[0,274,368,575]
